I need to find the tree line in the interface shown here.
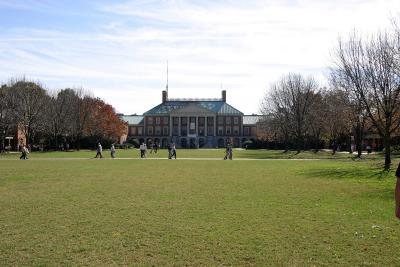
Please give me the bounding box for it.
[0,78,127,151]
[261,20,400,170]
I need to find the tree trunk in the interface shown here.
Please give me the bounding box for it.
[76,134,81,151]
[54,134,58,151]
[297,135,301,154]
[314,134,320,153]
[357,133,362,158]
[383,130,391,171]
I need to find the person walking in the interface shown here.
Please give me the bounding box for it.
[171,143,177,159]
[94,143,103,158]
[110,144,116,159]
[167,143,172,159]
[224,141,233,160]
[140,143,146,158]
[150,142,154,154]
[395,162,400,219]
[151,142,158,154]
[20,145,29,160]
[228,142,233,160]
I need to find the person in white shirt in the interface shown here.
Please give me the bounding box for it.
[110,144,116,159]
[140,143,146,158]
[94,143,103,158]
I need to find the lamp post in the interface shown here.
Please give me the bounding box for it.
[1,130,4,153]
[357,113,363,158]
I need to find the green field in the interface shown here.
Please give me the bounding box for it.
[0,148,384,160]
[1,150,400,266]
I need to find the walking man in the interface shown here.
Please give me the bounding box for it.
[153,142,158,154]
[167,143,172,159]
[224,141,233,160]
[110,144,116,159]
[19,145,29,160]
[140,143,146,158]
[94,143,103,158]
[171,143,177,159]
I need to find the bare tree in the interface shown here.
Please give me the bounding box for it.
[331,30,400,170]
[7,79,49,146]
[0,85,14,152]
[47,88,80,149]
[261,83,292,151]
[307,90,327,152]
[71,89,95,150]
[261,74,319,152]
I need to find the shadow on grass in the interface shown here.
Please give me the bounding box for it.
[300,165,391,181]
[299,164,395,200]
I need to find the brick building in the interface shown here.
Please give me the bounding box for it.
[121,90,260,148]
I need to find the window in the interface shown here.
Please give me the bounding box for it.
[244,127,250,136]
[233,126,239,135]
[226,126,232,135]
[234,117,239,125]
[181,127,187,136]
[155,126,161,135]
[155,117,160,125]
[148,126,153,136]
[189,117,196,134]
[138,127,143,135]
[207,126,214,136]
[226,117,231,125]
[163,126,169,136]
[199,127,205,136]
[198,117,205,126]
[218,126,223,135]
[147,117,153,125]
[172,126,178,136]
[129,126,136,135]
[207,117,214,126]
[173,117,179,126]
[163,117,169,124]
[218,117,223,125]
[181,117,187,125]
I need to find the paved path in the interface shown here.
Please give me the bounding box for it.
[0,157,321,161]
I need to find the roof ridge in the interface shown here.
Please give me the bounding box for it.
[167,98,223,101]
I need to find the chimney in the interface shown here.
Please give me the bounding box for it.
[162,90,168,103]
[221,90,226,102]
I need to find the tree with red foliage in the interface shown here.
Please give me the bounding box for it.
[84,98,127,143]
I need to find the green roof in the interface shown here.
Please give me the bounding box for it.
[120,115,144,125]
[243,115,262,125]
[144,100,243,115]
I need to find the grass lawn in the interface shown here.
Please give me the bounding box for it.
[0,148,386,160]
[1,152,400,265]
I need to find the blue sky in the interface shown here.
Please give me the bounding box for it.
[1,0,399,114]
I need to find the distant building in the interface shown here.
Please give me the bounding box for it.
[1,124,26,151]
[121,90,261,148]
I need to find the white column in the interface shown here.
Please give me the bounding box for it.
[214,115,216,136]
[205,117,208,137]
[186,116,189,136]
[196,116,199,136]
[178,117,181,137]
[169,116,172,138]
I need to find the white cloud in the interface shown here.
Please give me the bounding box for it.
[1,0,400,114]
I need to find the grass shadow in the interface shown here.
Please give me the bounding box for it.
[300,165,392,181]
[299,164,396,201]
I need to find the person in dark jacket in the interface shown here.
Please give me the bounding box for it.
[395,162,400,219]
